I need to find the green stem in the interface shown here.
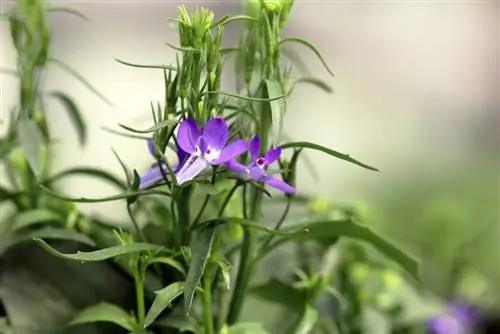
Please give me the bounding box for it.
[127,203,146,242]
[135,269,146,328]
[193,193,211,226]
[217,182,240,217]
[260,197,291,250]
[202,274,215,334]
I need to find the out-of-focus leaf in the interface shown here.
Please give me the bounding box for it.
[265,79,285,146]
[184,222,216,314]
[279,37,335,76]
[47,91,87,146]
[17,119,43,176]
[33,239,162,262]
[250,278,306,311]
[118,119,178,134]
[48,5,89,21]
[286,305,319,334]
[12,209,63,231]
[0,317,13,334]
[216,259,231,290]
[197,182,220,196]
[44,167,127,190]
[266,220,420,282]
[155,313,197,332]
[0,243,135,334]
[70,303,133,330]
[228,323,271,334]
[144,282,184,327]
[280,141,379,172]
[290,77,333,94]
[147,257,186,276]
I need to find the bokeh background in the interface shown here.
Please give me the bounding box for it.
[1,0,499,332]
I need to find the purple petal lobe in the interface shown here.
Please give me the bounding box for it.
[266,177,296,194]
[202,117,228,150]
[177,119,201,154]
[264,146,281,166]
[249,135,261,161]
[176,155,208,184]
[139,164,165,189]
[248,166,268,182]
[427,316,464,334]
[226,160,249,175]
[175,148,189,172]
[147,138,156,157]
[449,300,480,326]
[212,140,248,164]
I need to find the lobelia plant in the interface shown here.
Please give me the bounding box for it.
[1,0,422,333]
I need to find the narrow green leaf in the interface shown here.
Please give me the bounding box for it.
[266,220,420,281]
[101,126,150,140]
[211,14,259,29]
[291,77,333,94]
[46,91,87,146]
[228,323,271,334]
[197,182,220,196]
[216,259,231,290]
[184,223,217,314]
[115,58,177,71]
[33,239,162,262]
[280,141,379,171]
[206,90,285,102]
[0,317,13,334]
[70,302,133,331]
[48,5,89,21]
[196,217,304,237]
[250,278,306,310]
[48,57,113,106]
[118,119,179,134]
[145,282,185,327]
[17,119,43,176]
[13,209,62,231]
[40,185,171,203]
[265,79,285,146]
[148,257,186,276]
[279,37,335,77]
[43,167,127,189]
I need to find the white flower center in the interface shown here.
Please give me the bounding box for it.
[203,147,221,163]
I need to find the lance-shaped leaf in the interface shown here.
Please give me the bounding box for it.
[144,282,185,327]
[278,37,335,77]
[12,209,63,231]
[184,222,217,314]
[17,119,44,177]
[43,167,127,190]
[264,220,420,282]
[70,302,134,331]
[280,141,379,171]
[286,305,319,334]
[47,91,87,146]
[265,79,285,146]
[33,239,162,262]
[250,278,306,310]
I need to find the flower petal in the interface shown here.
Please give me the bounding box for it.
[147,138,156,157]
[226,160,249,175]
[211,139,248,165]
[177,119,201,154]
[139,164,165,189]
[176,155,208,184]
[248,166,268,182]
[249,135,261,161]
[202,117,228,150]
[427,316,463,334]
[175,148,190,172]
[266,177,296,194]
[264,146,281,166]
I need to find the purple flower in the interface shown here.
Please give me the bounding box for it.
[139,138,189,189]
[175,117,248,184]
[427,299,480,334]
[225,135,296,194]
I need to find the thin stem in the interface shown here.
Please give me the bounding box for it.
[217,182,240,217]
[260,197,291,250]
[127,203,146,242]
[202,274,215,334]
[193,193,210,226]
[135,267,146,328]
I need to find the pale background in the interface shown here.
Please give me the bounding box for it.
[1,0,499,221]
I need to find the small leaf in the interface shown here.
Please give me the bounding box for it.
[115,58,177,71]
[265,79,285,146]
[33,239,162,262]
[70,302,133,331]
[12,209,63,231]
[144,282,185,327]
[184,223,217,314]
[148,257,186,276]
[279,37,335,77]
[280,141,379,171]
[40,185,171,203]
[118,119,179,134]
[291,77,333,94]
[250,278,306,310]
[44,167,127,189]
[266,220,420,281]
[17,119,43,176]
[216,259,231,290]
[46,91,87,146]
[228,323,271,334]
[197,182,220,196]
